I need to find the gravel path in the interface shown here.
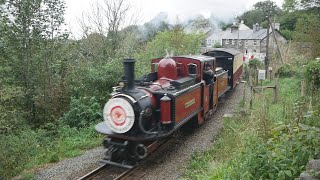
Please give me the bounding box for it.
[34,147,105,180]
[34,82,247,180]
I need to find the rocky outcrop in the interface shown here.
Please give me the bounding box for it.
[299,159,320,180]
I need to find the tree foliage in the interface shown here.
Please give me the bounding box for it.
[237,0,281,28]
[253,0,282,17]
[293,14,320,57]
[280,0,320,57]
[237,10,265,28]
[135,27,204,62]
[1,0,70,128]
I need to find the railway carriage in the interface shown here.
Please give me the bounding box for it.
[203,48,243,90]
[95,49,242,165]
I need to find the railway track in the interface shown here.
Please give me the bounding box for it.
[78,163,135,180]
[78,138,170,180]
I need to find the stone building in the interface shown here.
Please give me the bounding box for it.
[204,21,287,61]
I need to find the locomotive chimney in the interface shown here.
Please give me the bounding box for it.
[123,58,135,91]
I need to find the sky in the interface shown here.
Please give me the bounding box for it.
[64,0,284,38]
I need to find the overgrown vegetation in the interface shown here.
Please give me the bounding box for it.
[0,0,204,178]
[0,125,102,178]
[0,0,319,178]
[185,59,320,179]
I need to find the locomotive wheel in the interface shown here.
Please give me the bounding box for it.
[134,143,148,159]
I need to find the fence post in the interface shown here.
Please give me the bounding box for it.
[274,78,278,103]
[249,75,253,109]
[301,80,306,96]
[243,81,246,106]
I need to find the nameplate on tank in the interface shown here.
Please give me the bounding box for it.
[185,98,195,108]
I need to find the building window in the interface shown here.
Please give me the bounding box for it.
[253,40,257,46]
[253,49,256,52]
[245,40,248,46]
[232,39,235,45]
[226,39,229,44]
[238,40,242,45]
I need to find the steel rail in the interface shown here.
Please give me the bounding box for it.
[113,166,137,180]
[78,163,110,180]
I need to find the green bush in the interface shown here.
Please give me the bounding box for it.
[248,58,264,69]
[277,64,296,77]
[70,60,122,103]
[213,43,222,48]
[305,59,320,92]
[219,123,320,179]
[0,129,39,179]
[0,125,101,179]
[59,96,101,128]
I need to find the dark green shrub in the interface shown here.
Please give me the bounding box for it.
[277,64,296,77]
[59,96,101,128]
[220,123,320,179]
[70,60,122,103]
[213,43,222,48]
[0,129,39,179]
[305,59,320,92]
[249,58,264,69]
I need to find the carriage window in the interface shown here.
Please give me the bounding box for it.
[188,63,197,76]
[152,63,159,72]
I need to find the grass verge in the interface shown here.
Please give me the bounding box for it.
[0,124,103,179]
[184,78,320,179]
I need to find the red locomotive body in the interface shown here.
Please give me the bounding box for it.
[95,49,242,165]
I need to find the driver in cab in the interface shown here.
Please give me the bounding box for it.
[203,62,214,101]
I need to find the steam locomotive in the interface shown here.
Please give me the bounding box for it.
[95,48,243,165]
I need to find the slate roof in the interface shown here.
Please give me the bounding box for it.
[209,28,271,40]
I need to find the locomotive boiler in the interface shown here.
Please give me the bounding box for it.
[95,49,243,165]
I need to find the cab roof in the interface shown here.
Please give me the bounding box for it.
[173,55,215,62]
[203,48,241,56]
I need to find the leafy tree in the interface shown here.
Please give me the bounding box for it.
[237,0,281,28]
[283,0,320,12]
[237,10,265,28]
[2,0,71,126]
[254,0,282,17]
[294,14,320,58]
[135,28,204,66]
[281,0,320,57]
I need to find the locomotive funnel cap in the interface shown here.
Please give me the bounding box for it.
[123,58,135,63]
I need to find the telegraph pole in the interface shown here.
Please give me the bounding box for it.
[265,16,270,75]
